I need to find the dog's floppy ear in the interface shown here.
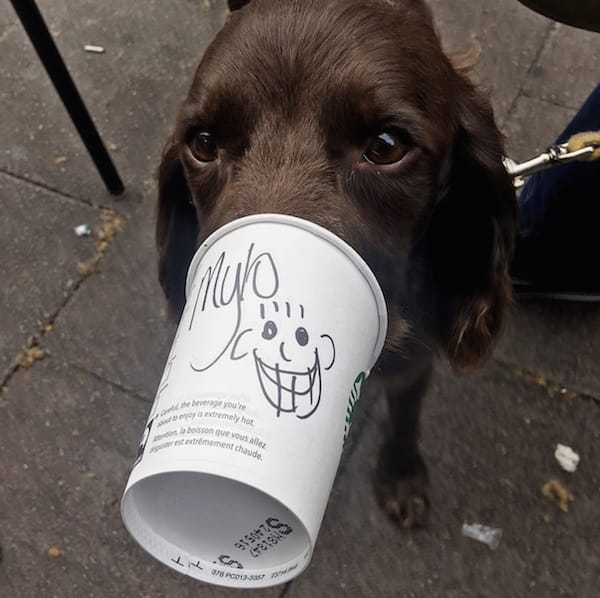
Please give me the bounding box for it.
[228,0,251,11]
[427,86,517,370]
[156,138,199,320]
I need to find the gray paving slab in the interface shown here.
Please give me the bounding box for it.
[1,7,127,208]
[522,23,600,111]
[496,301,600,399]
[0,0,227,206]
[44,199,174,401]
[286,362,600,598]
[502,94,573,160]
[0,172,102,380]
[0,3,16,33]
[429,0,552,123]
[0,358,280,598]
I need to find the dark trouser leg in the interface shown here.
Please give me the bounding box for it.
[512,83,600,296]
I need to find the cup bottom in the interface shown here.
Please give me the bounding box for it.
[122,471,312,588]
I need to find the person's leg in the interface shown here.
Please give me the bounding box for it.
[511,82,600,299]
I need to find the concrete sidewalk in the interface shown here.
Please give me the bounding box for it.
[1,1,598,596]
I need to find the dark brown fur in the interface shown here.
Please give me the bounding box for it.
[156,0,516,528]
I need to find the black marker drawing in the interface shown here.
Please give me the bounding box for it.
[187,243,337,419]
[189,243,279,372]
[252,301,335,418]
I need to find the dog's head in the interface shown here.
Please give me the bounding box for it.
[157,0,516,369]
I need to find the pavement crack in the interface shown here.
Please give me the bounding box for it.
[0,168,125,211]
[68,363,152,405]
[0,21,19,44]
[0,208,128,395]
[501,21,557,128]
[1,339,48,396]
[518,90,584,113]
[494,358,600,406]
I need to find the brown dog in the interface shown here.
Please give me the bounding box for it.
[156,0,516,529]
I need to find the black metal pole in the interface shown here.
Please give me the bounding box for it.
[9,0,125,195]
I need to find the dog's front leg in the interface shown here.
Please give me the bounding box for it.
[373,346,433,529]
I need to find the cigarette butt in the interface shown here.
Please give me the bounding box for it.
[47,547,61,557]
[84,45,105,53]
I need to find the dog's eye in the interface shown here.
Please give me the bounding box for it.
[188,131,218,162]
[363,131,410,165]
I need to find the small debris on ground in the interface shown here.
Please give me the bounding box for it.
[76,210,126,277]
[542,479,573,512]
[499,477,516,492]
[461,522,503,549]
[18,346,45,370]
[84,45,105,53]
[77,260,96,276]
[554,444,580,472]
[560,387,577,401]
[47,546,61,558]
[108,143,118,152]
[53,156,67,165]
[94,211,126,254]
[74,223,92,237]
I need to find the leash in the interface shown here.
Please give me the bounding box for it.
[503,130,600,188]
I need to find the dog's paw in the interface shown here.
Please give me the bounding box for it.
[374,452,430,529]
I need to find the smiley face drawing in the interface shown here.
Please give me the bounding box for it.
[240,301,336,418]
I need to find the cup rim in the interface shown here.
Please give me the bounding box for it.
[184,214,388,370]
[121,467,313,588]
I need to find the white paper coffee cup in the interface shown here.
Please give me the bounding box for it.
[121,214,387,588]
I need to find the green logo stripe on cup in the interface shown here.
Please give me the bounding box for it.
[343,372,366,446]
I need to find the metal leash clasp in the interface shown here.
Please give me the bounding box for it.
[503,143,595,188]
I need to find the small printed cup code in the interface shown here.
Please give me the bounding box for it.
[214,516,294,569]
